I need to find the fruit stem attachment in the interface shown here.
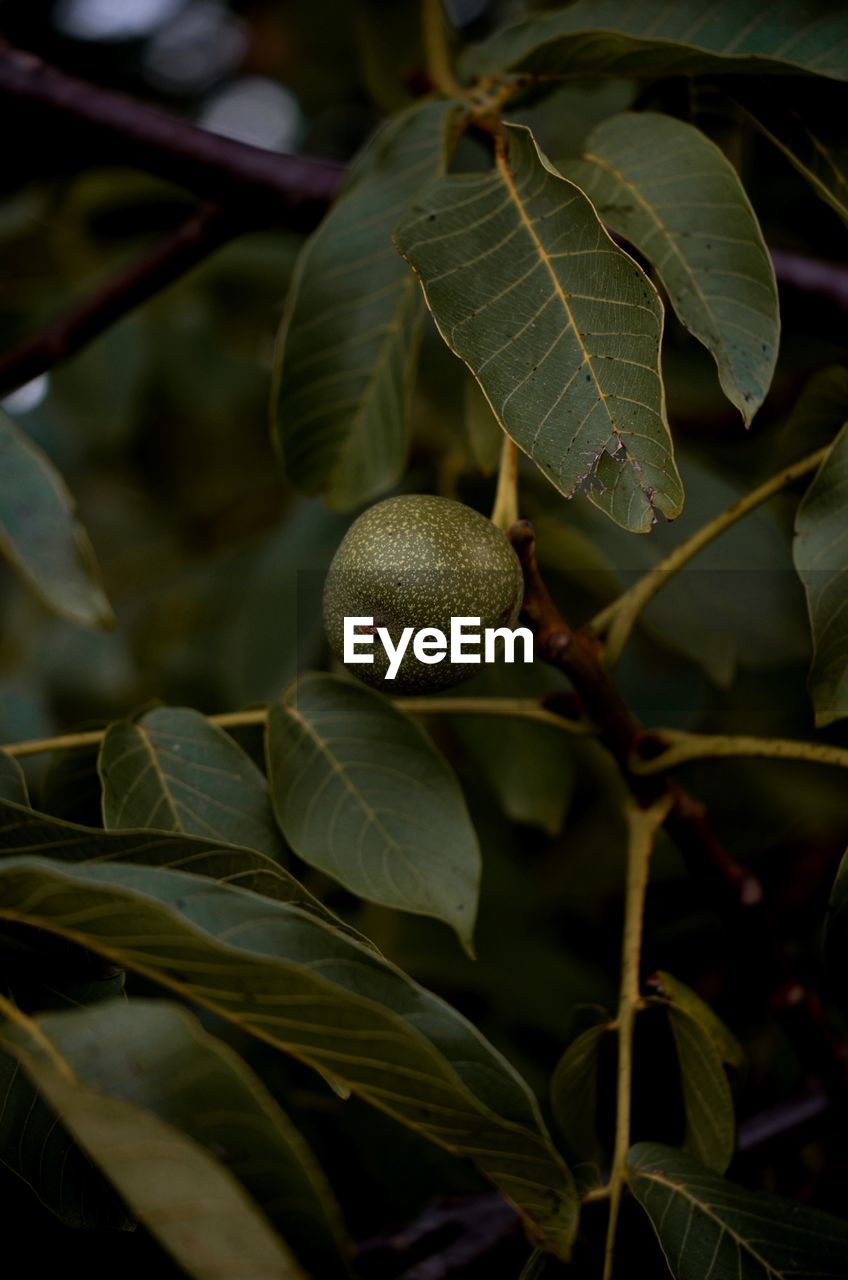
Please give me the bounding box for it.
[491,433,519,533]
[591,444,831,665]
[422,0,461,97]
[603,794,673,1280]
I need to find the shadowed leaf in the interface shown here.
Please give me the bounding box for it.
[794,423,848,725]
[273,100,458,510]
[0,856,578,1259]
[0,409,114,629]
[0,750,27,805]
[99,706,284,860]
[4,999,351,1277]
[629,1142,848,1279]
[266,673,481,949]
[2,1005,303,1280]
[560,113,778,423]
[465,2,848,84]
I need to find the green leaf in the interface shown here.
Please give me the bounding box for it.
[99,706,285,860]
[465,376,504,477]
[666,1007,735,1174]
[734,78,848,227]
[629,1142,848,1280]
[451,664,575,835]
[2,1006,304,1280]
[550,1008,610,1171]
[825,845,848,991]
[0,796,341,928]
[266,673,481,949]
[794,423,848,725]
[0,409,114,629]
[0,750,27,805]
[654,972,744,1072]
[465,2,848,84]
[4,999,351,1277]
[560,113,778,424]
[0,857,579,1258]
[0,1045,132,1230]
[273,99,458,510]
[395,124,682,533]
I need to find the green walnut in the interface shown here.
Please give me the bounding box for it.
[323,494,525,693]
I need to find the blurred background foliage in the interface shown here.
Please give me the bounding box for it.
[0,1,847,1275]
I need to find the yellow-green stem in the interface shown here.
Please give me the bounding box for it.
[603,794,672,1280]
[591,445,831,665]
[422,0,461,96]
[0,697,592,759]
[491,433,519,532]
[632,730,848,775]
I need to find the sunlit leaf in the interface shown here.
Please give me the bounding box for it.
[273,100,458,510]
[4,999,351,1276]
[560,113,778,423]
[629,1142,848,1280]
[266,673,481,950]
[395,124,682,533]
[0,409,114,628]
[2,1005,304,1280]
[0,857,579,1258]
[794,423,848,725]
[99,706,284,860]
[465,2,848,84]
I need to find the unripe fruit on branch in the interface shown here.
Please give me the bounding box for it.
[323,494,525,694]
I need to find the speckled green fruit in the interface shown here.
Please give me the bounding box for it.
[323,495,525,694]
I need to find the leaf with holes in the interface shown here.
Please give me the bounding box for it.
[3,999,351,1277]
[794,424,848,725]
[0,410,114,629]
[99,706,284,860]
[2,1005,303,1280]
[629,1142,848,1280]
[395,124,682,533]
[464,1,848,84]
[560,113,779,424]
[273,99,458,510]
[0,856,578,1258]
[266,673,480,949]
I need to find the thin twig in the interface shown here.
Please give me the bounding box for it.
[422,0,462,97]
[591,445,831,664]
[0,697,590,759]
[0,203,238,395]
[491,434,519,532]
[633,730,848,775]
[603,795,673,1280]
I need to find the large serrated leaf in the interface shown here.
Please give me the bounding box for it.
[794,424,848,725]
[0,410,114,629]
[99,706,284,861]
[464,2,848,84]
[266,673,481,950]
[629,1142,848,1280]
[2,1006,303,1280]
[560,113,778,424]
[0,857,579,1258]
[273,100,458,510]
[0,796,339,927]
[395,124,682,533]
[4,999,351,1277]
